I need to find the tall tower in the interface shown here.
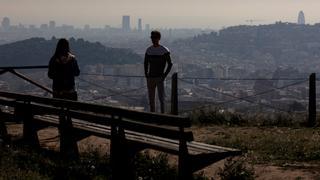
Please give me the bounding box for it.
[49,21,56,29]
[138,18,142,32]
[145,24,150,32]
[122,15,131,31]
[1,17,10,30]
[298,11,305,25]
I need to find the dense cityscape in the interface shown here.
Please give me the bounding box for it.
[2,1,320,179]
[0,11,318,113]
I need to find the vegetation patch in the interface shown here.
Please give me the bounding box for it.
[190,108,307,127]
[205,126,320,164]
[0,145,209,180]
[218,157,255,180]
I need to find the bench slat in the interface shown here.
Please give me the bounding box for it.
[34,115,239,156]
[0,91,191,127]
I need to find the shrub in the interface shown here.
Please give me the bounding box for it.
[0,146,210,179]
[190,108,247,126]
[218,157,255,180]
[189,107,306,127]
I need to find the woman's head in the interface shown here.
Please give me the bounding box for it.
[54,38,70,58]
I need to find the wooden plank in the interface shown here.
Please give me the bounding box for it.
[34,115,229,154]
[0,112,15,122]
[189,141,240,153]
[34,115,240,157]
[119,120,194,141]
[0,98,17,107]
[0,91,191,127]
[0,65,48,70]
[28,103,192,141]
[0,91,27,101]
[31,104,114,126]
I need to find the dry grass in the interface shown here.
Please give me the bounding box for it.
[193,126,320,164]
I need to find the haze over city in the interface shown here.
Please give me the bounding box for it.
[2,0,320,179]
[1,0,320,29]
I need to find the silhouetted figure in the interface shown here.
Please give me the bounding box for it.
[48,39,80,159]
[144,31,173,113]
[48,38,80,100]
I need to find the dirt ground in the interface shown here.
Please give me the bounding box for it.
[5,124,320,180]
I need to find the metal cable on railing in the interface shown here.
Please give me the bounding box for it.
[178,78,308,113]
[0,66,315,117]
[77,77,145,101]
[81,72,144,78]
[180,77,308,81]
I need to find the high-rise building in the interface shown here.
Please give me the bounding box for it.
[84,24,90,31]
[1,17,10,30]
[145,24,150,32]
[49,21,56,29]
[122,15,131,31]
[40,24,48,30]
[298,11,305,25]
[138,18,142,32]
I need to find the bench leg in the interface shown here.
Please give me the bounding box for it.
[59,114,79,159]
[178,140,193,180]
[22,105,40,147]
[110,125,135,180]
[0,118,9,145]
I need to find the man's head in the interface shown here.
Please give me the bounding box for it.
[151,30,161,46]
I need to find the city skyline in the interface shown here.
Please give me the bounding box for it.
[1,0,320,29]
[0,11,315,32]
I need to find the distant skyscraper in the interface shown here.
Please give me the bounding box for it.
[138,18,142,32]
[145,24,150,32]
[49,21,56,29]
[84,24,90,31]
[122,15,131,31]
[40,24,48,30]
[298,11,305,25]
[1,17,10,30]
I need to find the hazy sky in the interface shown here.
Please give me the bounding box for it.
[1,0,320,29]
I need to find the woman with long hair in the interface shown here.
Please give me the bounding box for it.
[48,38,80,100]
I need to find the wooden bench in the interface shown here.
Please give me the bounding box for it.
[0,91,241,180]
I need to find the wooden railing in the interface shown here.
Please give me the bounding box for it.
[0,90,241,180]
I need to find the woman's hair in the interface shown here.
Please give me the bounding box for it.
[53,38,70,58]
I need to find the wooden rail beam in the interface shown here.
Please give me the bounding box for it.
[9,70,53,94]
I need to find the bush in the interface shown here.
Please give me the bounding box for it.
[189,108,306,127]
[218,157,255,180]
[190,108,247,126]
[134,152,177,180]
[134,152,208,180]
[0,146,210,180]
[0,146,111,179]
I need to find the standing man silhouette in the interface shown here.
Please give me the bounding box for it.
[144,31,173,113]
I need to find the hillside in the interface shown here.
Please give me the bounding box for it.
[172,22,320,71]
[0,37,143,67]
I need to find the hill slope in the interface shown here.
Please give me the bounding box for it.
[0,37,142,67]
[173,23,320,69]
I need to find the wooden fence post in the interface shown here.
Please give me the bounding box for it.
[59,108,79,159]
[110,116,134,180]
[171,73,178,115]
[178,127,192,180]
[22,102,39,147]
[308,73,317,127]
[0,110,9,145]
